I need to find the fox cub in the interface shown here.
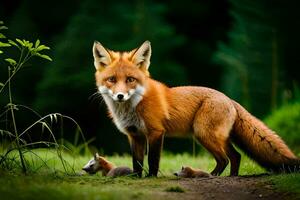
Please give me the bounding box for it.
[82,153,133,177]
[174,166,212,178]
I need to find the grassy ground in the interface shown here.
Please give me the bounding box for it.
[0,149,299,200]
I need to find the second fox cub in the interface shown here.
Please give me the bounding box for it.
[82,153,132,177]
[174,166,212,178]
[92,40,300,177]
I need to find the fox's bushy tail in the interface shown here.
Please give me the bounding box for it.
[231,101,300,173]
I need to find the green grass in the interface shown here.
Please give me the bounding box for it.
[0,149,299,200]
[269,174,300,194]
[0,173,171,200]
[165,186,185,193]
[0,148,266,176]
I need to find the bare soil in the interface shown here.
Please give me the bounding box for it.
[162,175,297,200]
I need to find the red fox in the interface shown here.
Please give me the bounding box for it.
[92,40,300,177]
[82,153,133,177]
[174,166,212,178]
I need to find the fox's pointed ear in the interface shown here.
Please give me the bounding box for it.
[94,153,100,160]
[132,41,151,70]
[93,41,112,70]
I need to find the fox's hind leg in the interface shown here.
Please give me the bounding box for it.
[193,99,237,176]
[226,142,241,176]
[196,136,229,175]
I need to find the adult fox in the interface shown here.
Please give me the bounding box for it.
[92,40,299,177]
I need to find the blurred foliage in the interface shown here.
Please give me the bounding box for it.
[214,0,300,117]
[265,102,300,153]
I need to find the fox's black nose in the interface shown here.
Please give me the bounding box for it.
[82,167,88,171]
[117,94,124,100]
[174,172,178,176]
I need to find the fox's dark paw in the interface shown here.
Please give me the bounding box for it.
[145,173,158,178]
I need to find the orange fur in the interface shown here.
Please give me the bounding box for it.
[98,157,133,177]
[232,101,298,172]
[174,166,212,178]
[97,156,116,176]
[93,41,300,177]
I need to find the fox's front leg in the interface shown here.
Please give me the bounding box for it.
[147,132,164,177]
[128,134,146,177]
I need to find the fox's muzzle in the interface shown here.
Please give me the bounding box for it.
[117,93,124,100]
[82,167,97,174]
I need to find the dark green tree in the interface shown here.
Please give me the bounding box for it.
[214,0,300,117]
[214,0,276,116]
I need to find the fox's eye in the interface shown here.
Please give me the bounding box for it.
[107,76,116,83]
[126,77,136,83]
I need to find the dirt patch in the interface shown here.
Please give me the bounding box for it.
[162,175,296,200]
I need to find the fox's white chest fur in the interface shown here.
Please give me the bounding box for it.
[102,94,147,135]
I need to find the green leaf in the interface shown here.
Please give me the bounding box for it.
[36,53,52,61]
[23,39,29,46]
[0,42,11,47]
[5,58,17,66]
[0,82,4,87]
[35,39,40,48]
[40,54,52,61]
[0,21,3,25]
[36,45,50,51]
[0,50,3,54]
[27,42,33,49]
[0,26,8,30]
[0,33,6,38]
[16,38,25,46]
[8,39,19,47]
